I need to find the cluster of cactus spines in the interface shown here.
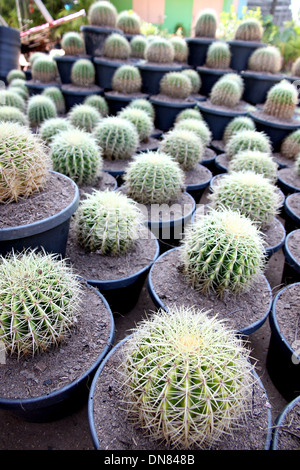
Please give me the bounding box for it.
[181,69,201,94]
[27,94,57,127]
[0,122,49,202]
[159,71,192,99]
[170,36,188,63]
[74,189,143,254]
[103,33,131,60]
[121,305,255,450]
[182,207,265,295]
[234,18,263,42]
[67,103,102,133]
[9,78,29,95]
[92,116,139,160]
[296,153,300,175]
[175,107,203,123]
[222,73,244,94]
[50,128,103,186]
[291,57,300,77]
[7,85,28,102]
[175,117,212,147]
[225,129,272,159]
[84,94,109,117]
[209,171,281,228]
[248,45,282,73]
[123,151,184,204]
[223,116,256,144]
[195,8,217,38]
[29,51,45,66]
[6,69,26,84]
[87,0,118,27]
[42,86,66,115]
[205,41,231,69]
[0,106,29,127]
[0,89,26,112]
[263,80,298,120]
[160,128,205,170]
[71,58,95,87]
[112,64,142,94]
[228,150,278,183]
[210,76,242,108]
[61,31,85,56]
[0,249,82,357]
[144,37,175,63]
[39,117,73,144]
[118,107,153,142]
[280,129,300,160]
[32,56,58,83]
[127,98,155,121]
[130,35,147,59]
[116,10,141,35]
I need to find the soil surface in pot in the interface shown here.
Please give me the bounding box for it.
[251,109,300,127]
[273,282,300,357]
[92,341,271,450]
[78,171,116,198]
[149,247,271,332]
[198,99,253,114]
[202,147,216,163]
[286,229,300,265]
[273,400,300,450]
[0,172,76,229]
[61,84,102,93]
[286,193,300,218]
[104,90,148,100]
[211,139,226,152]
[278,167,300,189]
[137,137,160,153]
[150,93,197,104]
[184,163,212,186]
[0,281,112,399]
[272,152,294,168]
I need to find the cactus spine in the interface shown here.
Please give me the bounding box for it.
[234,18,263,42]
[32,56,58,83]
[210,77,242,108]
[61,31,85,56]
[103,33,131,60]
[71,58,95,87]
[145,37,175,63]
[195,9,217,38]
[88,0,118,27]
[280,129,300,160]
[228,150,278,183]
[116,10,141,35]
[112,65,142,94]
[248,46,282,74]
[263,80,298,120]
[67,103,102,133]
[160,128,205,170]
[27,95,57,127]
[225,130,272,159]
[205,41,231,69]
[160,71,192,99]
[118,107,154,142]
[223,116,256,144]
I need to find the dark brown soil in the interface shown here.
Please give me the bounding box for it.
[273,152,294,168]
[102,158,131,173]
[137,137,160,153]
[184,163,212,186]
[104,90,148,100]
[61,84,102,93]
[278,167,300,190]
[150,93,197,104]
[273,283,300,357]
[78,171,117,198]
[199,99,253,114]
[273,400,300,450]
[212,139,225,152]
[286,193,300,218]
[203,147,216,163]
[286,229,300,265]
[251,109,300,126]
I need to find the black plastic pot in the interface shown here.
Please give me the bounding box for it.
[227,40,265,73]
[149,95,198,132]
[282,229,300,285]
[241,70,284,105]
[54,54,92,84]
[185,37,215,67]
[0,287,115,423]
[25,81,61,97]
[93,57,128,90]
[201,147,217,172]
[0,171,79,258]
[277,167,300,195]
[271,395,300,450]
[267,282,300,402]
[80,25,123,57]
[196,67,231,97]
[61,84,103,111]
[137,61,182,96]
[214,152,228,173]
[186,164,212,203]
[0,26,20,85]
[104,91,148,115]
[284,193,300,233]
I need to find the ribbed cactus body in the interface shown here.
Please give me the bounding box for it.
[84,94,109,117]
[175,118,212,147]
[223,116,256,144]
[88,0,117,27]
[160,128,205,170]
[182,208,265,295]
[160,71,192,99]
[210,77,241,108]
[42,86,66,115]
[248,46,282,73]
[68,103,102,133]
[195,9,217,38]
[145,37,175,63]
[0,106,28,127]
[234,18,263,42]
[228,150,278,182]
[116,10,141,35]
[206,41,231,69]
[9,78,29,95]
[0,250,82,357]
[71,58,95,87]
[181,69,201,94]
[175,107,203,123]
[61,31,85,56]
[121,305,255,449]
[27,95,57,127]
[39,117,73,144]
[291,57,300,77]
[127,99,155,120]
[93,116,139,160]
[280,129,300,160]
[118,108,153,142]
[32,56,57,83]
[170,36,188,62]
[0,89,25,112]
[103,33,131,59]
[6,69,26,83]
[263,80,298,120]
[225,130,272,158]
[222,73,244,93]
[130,35,147,59]
[112,65,142,93]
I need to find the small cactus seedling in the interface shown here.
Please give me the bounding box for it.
[160,128,205,170]
[39,117,73,144]
[205,41,231,69]
[234,18,263,42]
[210,76,242,108]
[182,207,266,295]
[6,69,26,84]
[0,106,29,127]
[93,116,139,160]
[209,171,281,228]
[181,69,201,94]
[50,128,103,186]
[291,57,300,77]
[67,103,102,133]
[87,0,118,27]
[263,80,298,120]
[121,305,255,449]
[228,150,278,183]
[61,31,85,56]
[195,9,217,38]
[116,10,141,35]
[42,86,66,115]
[225,129,272,158]
[118,107,153,142]
[32,56,58,83]
[74,190,143,254]
[0,122,49,202]
[0,89,26,112]
[84,94,109,117]
[159,71,192,99]
[175,118,212,147]
[175,107,203,123]
[27,94,57,127]
[248,46,282,74]
[0,249,82,357]
[127,98,155,120]
[280,129,300,160]
[144,37,175,63]
[130,35,147,59]
[71,58,95,87]
[123,151,184,204]
[103,33,131,60]
[170,36,188,63]
[112,64,142,94]
[223,116,256,144]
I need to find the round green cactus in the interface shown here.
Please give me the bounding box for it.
[127,98,155,120]
[71,58,95,87]
[160,128,205,170]
[175,118,212,147]
[228,150,278,182]
[182,207,265,295]
[223,116,256,144]
[175,107,203,123]
[61,31,85,56]
[0,89,26,112]
[234,18,263,42]
[0,122,49,202]
[27,94,57,127]
[112,64,142,94]
[144,37,175,63]
[170,36,188,63]
[93,116,139,160]
[209,171,281,228]
[87,0,118,27]
[39,117,73,144]
[50,128,103,186]
[7,86,28,102]
[181,69,201,94]
[103,33,131,60]
[130,35,147,59]
[220,72,244,93]
[280,129,300,160]
[74,189,143,254]
[195,8,217,38]
[42,86,66,115]
[263,80,298,120]
[32,56,57,83]
[123,151,184,204]
[118,107,153,142]
[6,69,26,84]
[159,71,192,99]
[121,304,255,449]
[0,249,82,357]
[29,51,45,66]
[0,106,29,127]
[210,76,242,108]
[225,129,272,158]
[248,45,282,73]
[291,57,300,77]
[67,103,102,133]
[84,94,109,117]
[116,10,141,35]
[9,78,29,95]
[205,41,231,69]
